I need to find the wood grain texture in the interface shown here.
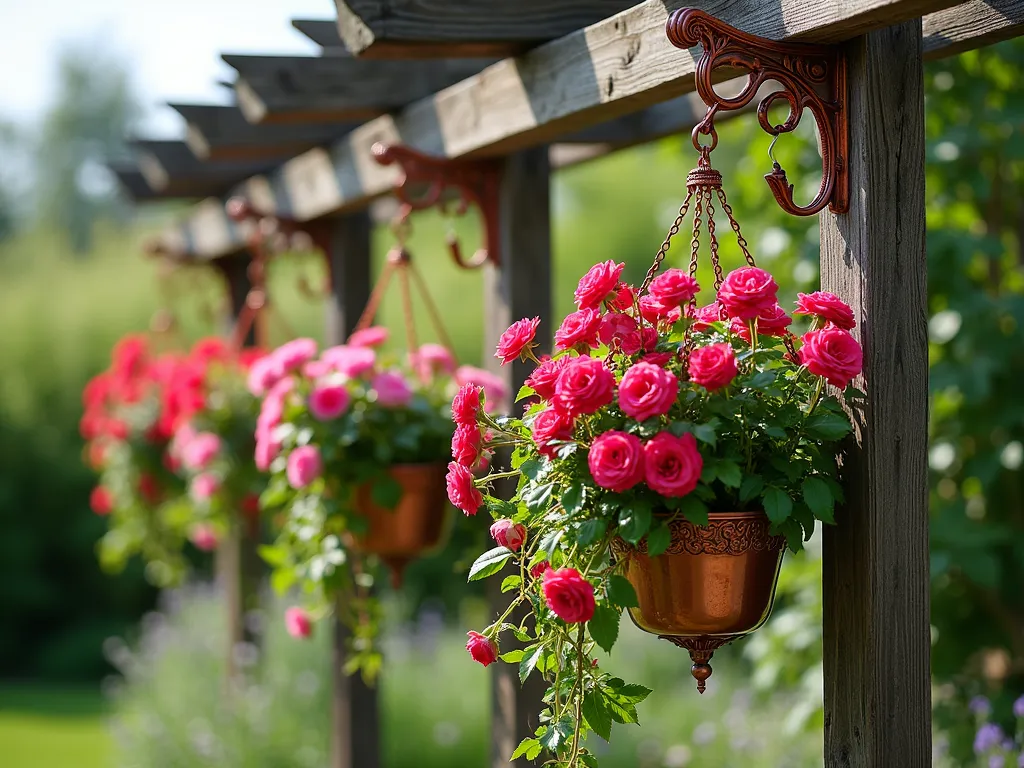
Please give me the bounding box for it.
[923,0,1024,59]
[484,148,552,768]
[819,20,931,768]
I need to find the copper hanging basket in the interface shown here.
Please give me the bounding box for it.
[613,511,785,693]
[353,463,450,588]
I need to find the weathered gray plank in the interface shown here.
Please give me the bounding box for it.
[333,0,641,58]
[133,140,275,197]
[106,161,158,201]
[169,103,357,161]
[923,0,1024,59]
[820,20,931,768]
[292,18,350,53]
[224,54,496,124]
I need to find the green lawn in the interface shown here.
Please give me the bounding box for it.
[0,685,110,768]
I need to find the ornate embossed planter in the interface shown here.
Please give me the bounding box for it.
[353,463,449,587]
[612,510,785,692]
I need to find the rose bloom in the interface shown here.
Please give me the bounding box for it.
[417,343,457,375]
[372,371,414,407]
[285,606,313,639]
[181,432,222,471]
[574,260,625,309]
[321,345,376,378]
[247,354,281,396]
[303,360,332,379]
[648,268,701,308]
[348,326,389,348]
[90,486,113,515]
[255,435,281,472]
[495,316,541,364]
[587,430,645,492]
[309,383,351,421]
[639,295,682,325]
[273,338,318,374]
[643,432,703,497]
[490,519,527,551]
[451,424,484,467]
[190,523,219,552]
[465,631,498,666]
[799,325,863,388]
[794,291,856,330]
[607,283,636,312]
[718,267,779,320]
[138,473,161,505]
[456,366,509,413]
[730,303,793,341]
[446,461,482,515]
[286,445,322,489]
[530,560,552,579]
[530,407,575,459]
[598,312,638,350]
[257,391,285,435]
[642,351,674,367]
[554,308,602,351]
[688,343,738,391]
[691,301,725,331]
[525,355,571,400]
[552,356,616,417]
[190,472,221,501]
[542,568,596,624]
[618,362,679,421]
[451,384,483,429]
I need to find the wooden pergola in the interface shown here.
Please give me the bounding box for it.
[113,2,1024,767]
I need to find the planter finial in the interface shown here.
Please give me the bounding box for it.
[659,635,735,693]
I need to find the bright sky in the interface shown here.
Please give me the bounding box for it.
[0,0,334,136]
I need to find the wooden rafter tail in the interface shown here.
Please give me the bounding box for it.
[131,139,274,198]
[290,18,351,54]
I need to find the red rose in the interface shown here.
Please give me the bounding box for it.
[642,352,674,367]
[495,317,541,365]
[530,561,552,579]
[794,291,856,330]
[730,303,793,341]
[648,269,701,309]
[691,301,726,331]
[552,356,616,417]
[90,486,113,516]
[451,383,483,428]
[526,355,571,400]
[587,431,645,492]
[618,362,679,422]
[490,519,527,551]
[643,432,703,497]
[446,461,483,515]
[542,568,596,624]
[688,343,738,391]
[530,407,575,458]
[452,424,484,467]
[598,313,638,351]
[639,295,682,325]
[607,283,636,312]
[574,261,625,310]
[718,267,779,320]
[285,607,313,639]
[465,631,498,666]
[799,325,863,388]
[554,308,602,352]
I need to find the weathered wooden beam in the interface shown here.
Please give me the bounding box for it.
[106,161,158,202]
[923,0,1024,59]
[292,18,349,53]
[169,103,356,162]
[333,0,641,58]
[224,54,495,124]
[133,140,274,197]
[820,20,931,768]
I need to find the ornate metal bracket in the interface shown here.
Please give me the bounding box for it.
[371,142,503,268]
[666,8,848,216]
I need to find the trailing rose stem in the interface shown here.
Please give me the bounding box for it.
[569,623,587,761]
[806,377,825,416]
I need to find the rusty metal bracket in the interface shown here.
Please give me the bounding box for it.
[666,8,848,217]
[371,142,503,268]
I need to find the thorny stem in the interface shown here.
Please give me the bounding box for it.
[569,624,587,762]
[806,377,825,416]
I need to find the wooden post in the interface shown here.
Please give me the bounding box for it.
[483,147,552,768]
[320,211,382,768]
[820,20,931,767]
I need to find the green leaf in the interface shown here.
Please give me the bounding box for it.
[607,574,639,608]
[510,738,542,761]
[802,475,835,523]
[258,544,289,568]
[617,503,652,545]
[576,518,607,548]
[516,384,537,402]
[739,473,764,503]
[371,475,403,510]
[692,420,718,447]
[270,567,296,594]
[520,457,545,482]
[582,690,613,741]
[614,683,653,703]
[468,547,512,581]
[601,689,639,725]
[537,528,563,558]
[588,605,621,653]
[561,482,586,515]
[519,645,544,684]
[678,495,709,526]
[763,486,794,523]
[501,575,523,593]
[500,649,525,663]
[746,371,776,388]
[804,410,853,441]
[525,482,555,514]
[716,460,742,488]
[645,523,672,557]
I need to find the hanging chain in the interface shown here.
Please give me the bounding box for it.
[407,262,457,355]
[704,187,725,291]
[352,259,398,335]
[396,262,419,355]
[715,186,757,268]
[639,187,695,295]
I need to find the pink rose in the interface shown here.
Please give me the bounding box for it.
[553,356,616,418]
[648,269,700,309]
[688,343,738,391]
[254,435,281,472]
[574,260,625,309]
[190,472,221,501]
[348,326,388,348]
[446,461,482,515]
[691,301,725,331]
[618,362,679,421]
[286,445,322,489]
[181,432,221,471]
[90,486,113,515]
[321,345,376,378]
[417,343,457,375]
[542,568,595,624]
[247,355,280,396]
[587,431,644,492]
[794,291,856,330]
[303,360,332,379]
[525,355,571,400]
[455,366,509,414]
[465,631,498,666]
[452,383,483,427]
[372,371,413,407]
[730,303,793,341]
[598,313,638,351]
[309,383,351,421]
[643,432,702,497]
[642,352,674,367]
[718,267,779,320]
[285,606,313,639]
[639,295,682,325]
[490,519,527,551]
[190,523,219,552]
[495,317,541,365]
[554,309,602,352]
[451,424,484,467]
[799,325,863,388]
[607,283,636,312]
[273,338,318,374]
[530,407,575,458]
[257,391,285,434]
